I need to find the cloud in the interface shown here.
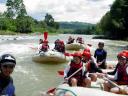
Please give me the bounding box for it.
[23,0,115,23]
[0,0,115,23]
[0,3,6,13]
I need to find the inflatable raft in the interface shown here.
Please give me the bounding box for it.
[32,50,72,63]
[65,43,85,51]
[53,84,126,96]
[41,83,127,96]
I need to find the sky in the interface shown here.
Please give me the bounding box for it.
[0,0,115,24]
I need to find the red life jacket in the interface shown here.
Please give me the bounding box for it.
[67,61,83,79]
[41,45,49,52]
[117,64,128,85]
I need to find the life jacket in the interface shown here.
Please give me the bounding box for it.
[117,64,128,85]
[67,61,83,79]
[0,77,15,96]
[86,62,91,72]
[41,44,49,52]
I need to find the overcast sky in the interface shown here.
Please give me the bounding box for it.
[0,0,115,24]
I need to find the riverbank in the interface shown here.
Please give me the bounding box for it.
[93,35,128,41]
[0,30,58,35]
[0,30,18,35]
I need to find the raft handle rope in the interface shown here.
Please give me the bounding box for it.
[56,88,77,96]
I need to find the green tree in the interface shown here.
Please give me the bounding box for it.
[16,16,34,33]
[6,0,27,18]
[44,13,59,29]
[96,0,128,39]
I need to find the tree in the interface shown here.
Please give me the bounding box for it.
[6,0,27,18]
[96,0,128,39]
[15,16,34,33]
[44,13,59,29]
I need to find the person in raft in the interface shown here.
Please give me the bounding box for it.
[76,37,84,44]
[64,52,91,87]
[54,39,60,51]
[82,51,102,81]
[40,40,49,52]
[94,42,107,69]
[103,51,128,95]
[58,40,65,53]
[67,36,75,44]
[54,40,65,53]
[83,48,97,64]
[0,54,16,96]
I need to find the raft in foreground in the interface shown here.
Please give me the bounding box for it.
[32,50,72,63]
[41,84,127,96]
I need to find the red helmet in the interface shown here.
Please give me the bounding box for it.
[122,50,128,58]
[59,40,64,44]
[122,50,128,54]
[84,48,90,53]
[72,52,82,58]
[82,51,91,59]
[117,52,127,59]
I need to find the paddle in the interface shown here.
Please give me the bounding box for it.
[58,70,64,76]
[47,62,87,95]
[87,44,92,47]
[44,32,48,40]
[64,52,73,56]
[103,76,120,88]
[102,76,126,94]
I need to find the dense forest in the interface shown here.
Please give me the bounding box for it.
[96,0,128,40]
[0,0,128,40]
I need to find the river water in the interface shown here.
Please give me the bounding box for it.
[0,34,127,96]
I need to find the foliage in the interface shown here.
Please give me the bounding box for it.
[5,0,27,18]
[96,0,128,40]
[15,16,34,33]
[44,13,59,29]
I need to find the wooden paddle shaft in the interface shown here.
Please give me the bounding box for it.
[67,67,83,80]
[66,62,88,80]
[103,76,120,89]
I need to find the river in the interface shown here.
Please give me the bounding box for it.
[0,34,127,96]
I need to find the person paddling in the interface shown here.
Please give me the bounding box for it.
[82,51,102,81]
[39,40,49,52]
[54,40,65,53]
[67,36,75,44]
[0,54,16,96]
[94,42,107,69]
[64,52,91,87]
[76,37,84,44]
[103,51,128,94]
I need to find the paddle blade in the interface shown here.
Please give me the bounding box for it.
[87,44,92,47]
[47,88,56,94]
[64,52,70,56]
[44,32,48,40]
[58,70,64,76]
